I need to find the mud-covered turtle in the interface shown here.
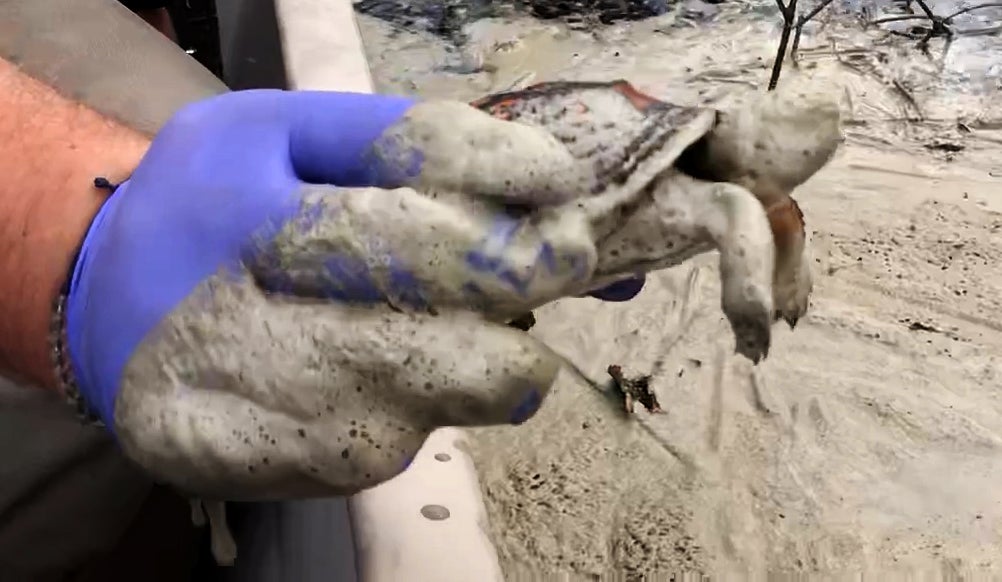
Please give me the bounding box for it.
[471,80,842,359]
[350,79,841,362]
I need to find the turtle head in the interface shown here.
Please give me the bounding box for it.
[677,83,843,207]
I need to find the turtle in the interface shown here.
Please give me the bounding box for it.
[469,79,843,360]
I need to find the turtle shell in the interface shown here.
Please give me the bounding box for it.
[470,80,717,199]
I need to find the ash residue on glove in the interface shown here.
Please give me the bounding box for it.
[243,182,596,324]
[112,273,560,500]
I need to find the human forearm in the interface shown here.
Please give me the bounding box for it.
[0,0,225,136]
[0,57,149,388]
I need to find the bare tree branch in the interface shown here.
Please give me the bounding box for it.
[768,0,799,90]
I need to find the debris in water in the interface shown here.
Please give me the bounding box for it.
[924,140,965,153]
[925,139,965,160]
[905,319,941,333]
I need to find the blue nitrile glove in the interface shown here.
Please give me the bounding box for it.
[65,90,644,500]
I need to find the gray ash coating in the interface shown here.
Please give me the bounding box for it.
[354,0,675,39]
[471,80,707,195]
[112,272,562,501]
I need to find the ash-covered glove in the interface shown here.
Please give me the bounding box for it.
[66,90,642,500]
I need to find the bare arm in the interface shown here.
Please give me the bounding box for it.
[0,57,149,389]
[0,0,225,136]
[0,0,224,387]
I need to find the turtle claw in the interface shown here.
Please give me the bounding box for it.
[773,269,812,331]
[776,310,800,330]
[729,309,772,365]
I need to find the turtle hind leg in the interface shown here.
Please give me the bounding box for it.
[767,198,813,328]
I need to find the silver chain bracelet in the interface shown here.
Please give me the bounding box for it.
[49,289,104,427]
[47,177,121,427]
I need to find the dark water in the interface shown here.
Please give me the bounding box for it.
[354,0,677,39]
[355,0,1001,99]
[354,0,1001,60]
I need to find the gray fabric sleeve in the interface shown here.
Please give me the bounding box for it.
[216,500,359,582]
[0,379,151,579]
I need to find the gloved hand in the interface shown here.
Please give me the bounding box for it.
[66,90,644,500]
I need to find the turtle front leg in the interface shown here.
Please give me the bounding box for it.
[587,175,775,363]
[702,184,776,363]
[767,198,812,328]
